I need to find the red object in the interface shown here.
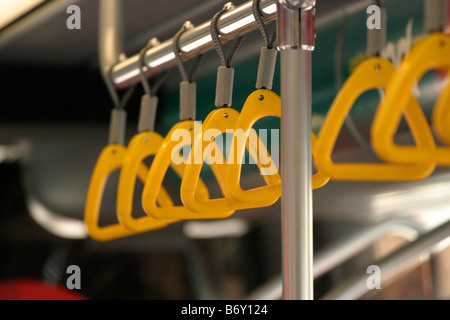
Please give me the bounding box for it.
[0,279,87,300]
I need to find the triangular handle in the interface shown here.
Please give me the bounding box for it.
[316,57,435,181]
[373,33,450,165]
[84,145,171,241]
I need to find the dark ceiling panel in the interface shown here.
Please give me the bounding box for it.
[0,0,362,68]
[0,0,247,67]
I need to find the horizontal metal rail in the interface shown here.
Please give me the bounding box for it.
[110,0,277,88]
[322,218,450,300]
[245,218,425,300]
[107,0,377,89]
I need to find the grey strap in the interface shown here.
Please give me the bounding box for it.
[180,81,197,120]
[252,0,277,49]
[173,22,204,83]
[137,38,169,132]
[138,94,158,132]
[367,6,386,57]
[252,0,277,90]
[106,69,137,110]
[139,39,170,97]
[211,3,244,108]
[210,3,245,69]
[173,22,203,120]
[108,108,127,145]
[424,0,448,33]
[138,39,157,97]
[256,46,277,90]
[104,64,136,145]
[215,66,235,108]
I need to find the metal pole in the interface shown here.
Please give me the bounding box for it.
[98,0,125,91]
[105,0,377,89]
[111,0,277,88]
[277,0,315,300]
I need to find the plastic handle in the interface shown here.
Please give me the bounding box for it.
[180,107,280,213]
[432,79,450,145]
[226,89,329,204]
[142,120,235,220]
[316,57,435,181]
[116,131,181,232]
[84,144,171,242]
[372,33,450,165]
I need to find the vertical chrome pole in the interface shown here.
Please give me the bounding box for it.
[99,0,125,102]
[277,0,316,300]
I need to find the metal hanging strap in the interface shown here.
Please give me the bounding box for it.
[252,0,277,49]
[211,3,244,108]
[367,0,387,57]
[253,0,278,90]
[173,21,204,121]
[137,38,168,133]
[107,78,137,145]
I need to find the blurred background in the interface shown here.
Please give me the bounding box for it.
[0,0,450,300]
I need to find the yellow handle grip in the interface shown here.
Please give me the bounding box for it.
[116,131,180,232]
[180,107,280,213]
[142,120,235,220]
[84,144,171,242]
[226,89,329,204]
[316,57,435,181]
[373,33,450,165]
